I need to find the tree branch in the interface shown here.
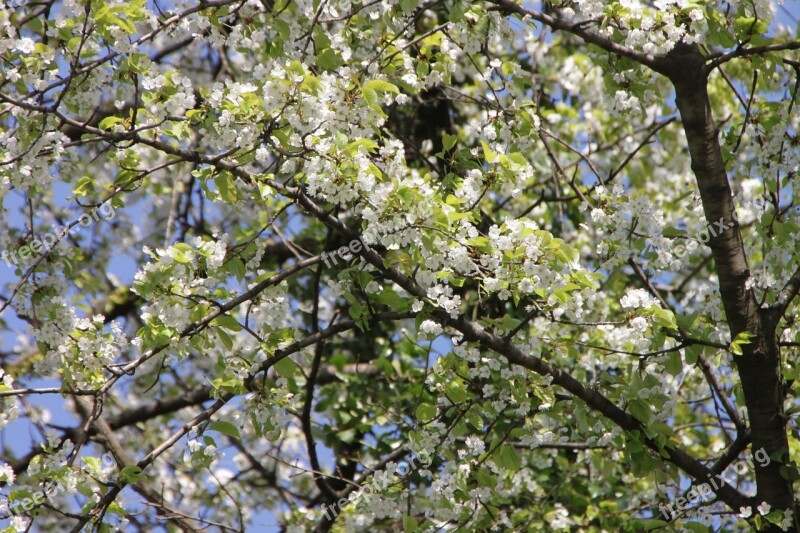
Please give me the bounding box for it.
[706,40,800,72]
[289,189,755,512]
[659,42,794,520]
[489,0,659,69]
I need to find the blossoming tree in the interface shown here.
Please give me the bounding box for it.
[1,0,799,531]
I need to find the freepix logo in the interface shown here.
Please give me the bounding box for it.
[1,203,116,267]
[657,447,771,521]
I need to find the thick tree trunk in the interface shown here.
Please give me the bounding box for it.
[656,44,794,523]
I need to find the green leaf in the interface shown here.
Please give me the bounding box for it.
[628,399,651,422]
[675,310,700,331]
[171,243,194,264]
[506,152,528,170]
[274,356,299,378]
[107,501,126,517]
[682,522,711,533]
[734,16,768,37]
[73,175,95,197]
[716,29,736,47]
[415,403,437,423]
[662,226,687,238]
[316,48,343,71]
[664,351,682,376]
[344,138,378,156]
[216,329,233,350]
[274,18,290,40]
[641,520,670,531]
[730,331,755,356]
[501,61,516,77]
[374,287,409,308]
[685,343,702,365]
[98,116,125,130]
[210,420,241,439]
[120,465,143,484]
[480,140,496,163]
[650,307,679,331]
[82,456,102,473]
[363,88,378,107]
[215,172,239,203]
[363,79,399,93]
[226,257,246,281]
[445,380,469,403]
[466,405,483,429]
[214,314,242,332]
[210,376,245,394]
[493,444,522,470]
[416,61,429,79]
